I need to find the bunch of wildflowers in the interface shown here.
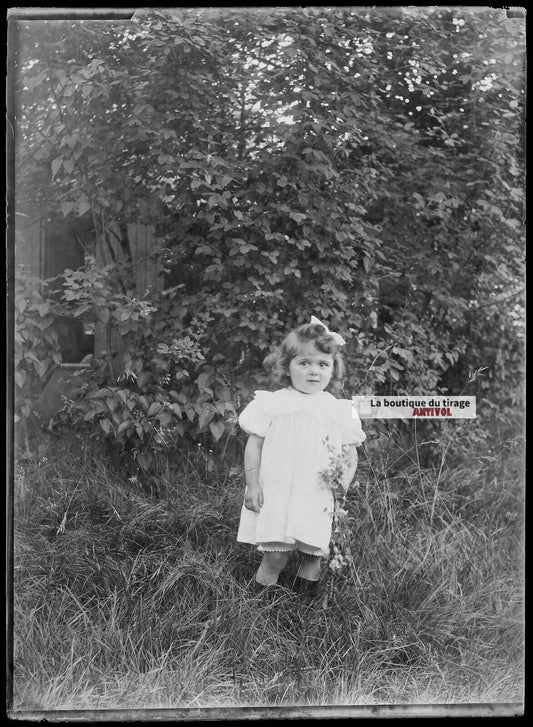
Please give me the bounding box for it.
[320,442,352,499]
[319,438,360,583]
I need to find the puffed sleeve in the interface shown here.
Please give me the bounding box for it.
[238,391,274,438]
[339,399,366,446]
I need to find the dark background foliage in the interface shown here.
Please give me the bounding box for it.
[12,7,525,464]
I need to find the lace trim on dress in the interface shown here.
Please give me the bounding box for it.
[258,541,328,557]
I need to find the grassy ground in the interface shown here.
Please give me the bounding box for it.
[9,423,524,713]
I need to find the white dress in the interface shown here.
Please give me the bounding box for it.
[236,388,366,552]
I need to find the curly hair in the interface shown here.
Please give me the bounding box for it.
[263,321,346,394]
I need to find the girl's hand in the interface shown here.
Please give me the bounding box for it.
[244,485,263,513]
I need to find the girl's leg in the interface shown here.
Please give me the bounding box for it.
[256,551,290,586]
[297,554,322,581]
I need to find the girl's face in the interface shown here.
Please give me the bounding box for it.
[288,342,334,395]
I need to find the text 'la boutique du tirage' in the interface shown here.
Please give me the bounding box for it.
[352,396,476,419]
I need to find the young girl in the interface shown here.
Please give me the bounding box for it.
[237,316,366,596]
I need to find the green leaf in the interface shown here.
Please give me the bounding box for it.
[64,133,78,149]
[61,201,74,217]
[117,420,132,434]
[78,199,91,216]
[15,370,27,388]
[148,402,164,417]
[171,403,182,418]
[198,406,214,429]
[99,418,113,434]
[158,411,172,426]
[289,211,305,223]
[51,156,62,178]
[197,372,213,393]
[96,308,110,325]
[209,420,225,441]
[137,450,153,472]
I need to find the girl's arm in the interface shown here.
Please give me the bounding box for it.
[244,434,264,513]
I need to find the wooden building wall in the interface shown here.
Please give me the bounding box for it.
[15,210,162,363]
[128,222,163,295]
[15,212,44,277]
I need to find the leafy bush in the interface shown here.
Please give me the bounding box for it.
[53,258,239,472]
[14,267,64,427]
[13,6,525,460]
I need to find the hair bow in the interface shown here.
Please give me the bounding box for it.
[310,315,346,346]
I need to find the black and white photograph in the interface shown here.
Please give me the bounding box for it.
[6,5,525,721]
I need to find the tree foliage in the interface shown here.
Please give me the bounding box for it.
[12,7,525,458]
[14,268,64,423]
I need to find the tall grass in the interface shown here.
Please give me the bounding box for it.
[10,425,524,712]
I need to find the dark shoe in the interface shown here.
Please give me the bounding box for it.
[293,576,320,599]
[276,570,292,589]
[252,579,283,595]
[251,582,284,605]
[252,579,297,605]
[252,579,268,594]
